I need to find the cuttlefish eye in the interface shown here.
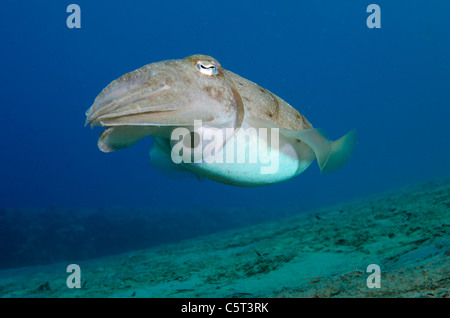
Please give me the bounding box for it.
[196,61,219,75]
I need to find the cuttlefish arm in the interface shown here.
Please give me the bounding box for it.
[97,126,166,153]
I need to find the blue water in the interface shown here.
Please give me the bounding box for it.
[0,1,449,269]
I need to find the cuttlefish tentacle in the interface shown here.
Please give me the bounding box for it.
[85,54,357,186]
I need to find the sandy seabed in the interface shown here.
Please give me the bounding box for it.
[0,178,449,298]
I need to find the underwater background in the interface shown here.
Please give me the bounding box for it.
[0,0,449,292]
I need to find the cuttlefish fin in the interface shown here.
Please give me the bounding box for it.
[280,128,357,174]
[150,138,204,181]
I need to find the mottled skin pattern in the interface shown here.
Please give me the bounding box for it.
[222,69,312,131]
[85,54,356,186]
[86,55,311,132]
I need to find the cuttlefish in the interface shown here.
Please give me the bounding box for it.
[85,54,357,187]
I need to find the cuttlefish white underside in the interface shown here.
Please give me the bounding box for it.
[85,54,357,187]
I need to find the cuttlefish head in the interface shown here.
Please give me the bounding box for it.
[85,55,241,152]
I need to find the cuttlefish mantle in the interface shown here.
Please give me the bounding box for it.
[85,54,357,187]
